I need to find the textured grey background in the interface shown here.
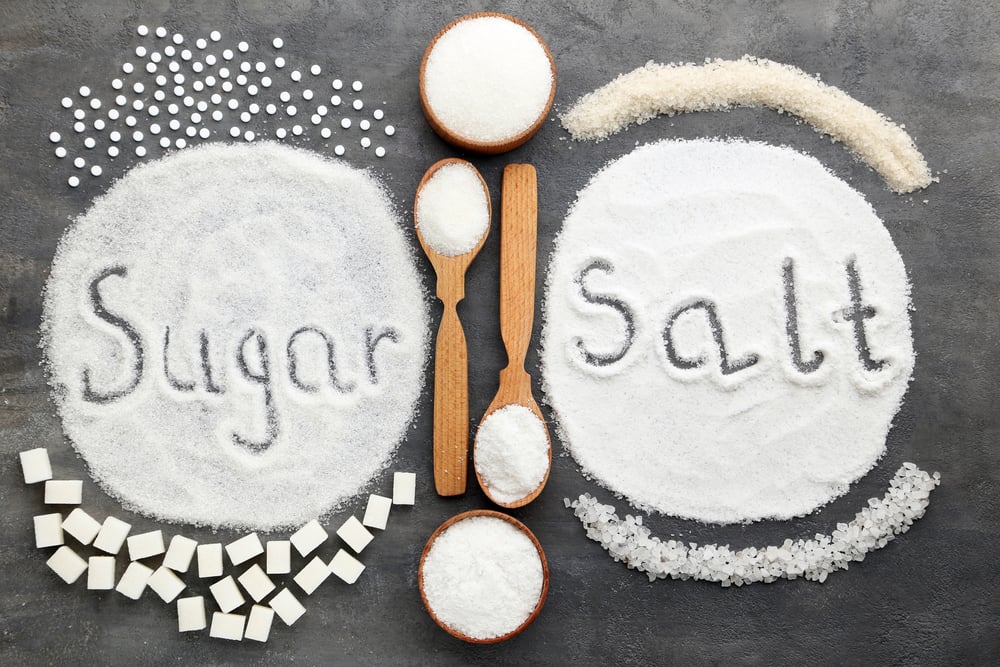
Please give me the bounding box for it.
[1,0,998,664]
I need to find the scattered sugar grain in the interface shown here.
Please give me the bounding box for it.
[20,447,52,484]
[47,545,88,584]
[116,561,153,599]
[62,508,101,545]
[178,596,207,632]
[475,405,548,504]
[34,513,64,548]
[87,556,116,590]
[415,161,489,257]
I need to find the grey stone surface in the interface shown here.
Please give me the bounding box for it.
[1,0,998,664]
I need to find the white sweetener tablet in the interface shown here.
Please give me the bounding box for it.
[293,556,331,595]
[47,545,88,584]
[210,575,246,613]
[20,448,53,484]
[34,513,64,548]
[62,508,102,545]
[163,535,198,572]
[198,543,224,578]
[362,494,392,530]
[392,472,415,505]
[266,540,292,575]
[269,588,306,626]
[226,533,264,565]
[116,561,153,599]
[329,549,364,584]
[210,612,245,641]
[336,516,373,553]
[44,480,82,505]
[178,596,207,632]
[237,564,275,602]
[94,516,131,554]
[290,519,328,557]
[245,605,275,642]
[148,566,186,603]
[87,556,116,590]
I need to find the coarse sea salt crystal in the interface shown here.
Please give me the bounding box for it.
[290,519,328,557]
[328,549,364,584]
[227,533,264,565]
[93,516,131,554]
[266,540,291,575]
[61,508,101,545]
[198,543,224,578]
[44,480,82,505]
[269,588,306,626]
[87,556,116,590]
[116,561,153,599]
[238,564,276,602]
[245,605,275,642]
[148,566,186,602]
[163,535,198,572]
[392,472,415,505]
[210,575,246,613]
[20,448,53,484]
[34,513,64,548]
[336,516,373,553]
[210,612,245,641]
[128,530,165,560]
[177,596,207,632]
[293,556,331,594]
[362,494,392,530]
[47,545,88,584]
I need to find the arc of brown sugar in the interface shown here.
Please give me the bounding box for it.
[560,56,933,194]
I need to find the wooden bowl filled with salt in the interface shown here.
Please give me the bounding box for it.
[419,12,557,154]
[418,509,549,643]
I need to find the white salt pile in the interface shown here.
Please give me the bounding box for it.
[561,56,932,193]
[568,463,940,586]
[541,139,914,524]
[420,514,545,640]
[474,405,549,504]
[415,161,490,256]
[422,14,554,144]
[41,142,428,529]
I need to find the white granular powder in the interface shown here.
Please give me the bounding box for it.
[541,139,914,524]
[421,515,543,640]
[423,15,553,143]
[415,162,490,256]
[568,463,940,587]
[474,405,549,504]
[561,56,932,193]
[41,142,428,530]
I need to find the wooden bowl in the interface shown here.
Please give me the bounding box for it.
[417,510,549,643]
[418,13,557,154]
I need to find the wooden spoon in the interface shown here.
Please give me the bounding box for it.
[414,158,492,497]
[474,164,551,508]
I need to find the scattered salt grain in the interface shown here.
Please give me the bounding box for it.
[415,160,489,257]
[474,405,549,504]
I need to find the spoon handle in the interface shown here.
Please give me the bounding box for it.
[499,164,538,386]
[433,301,468,496]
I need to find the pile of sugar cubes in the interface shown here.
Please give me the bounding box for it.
[21,446,417,642]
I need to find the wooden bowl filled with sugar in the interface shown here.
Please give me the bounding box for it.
[418,510,549,643]
[419,13,557,154]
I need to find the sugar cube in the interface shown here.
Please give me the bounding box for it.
[178,596,207,632]
[34,513,64,548]
[116,561,153,599]
[62,508,101,545]
[293,556,331,595]
[46,545,88,584]
[93,516,132,554]
[163,535,198,572]
[392,472,415,505]
[210,612,245,641]
[329,549,364,584]
[148,566,186,603]
[269,588,306,626]
[362,494,392,530]
[266,540,291,575]
[336,515,373,553]
[44,480,82,505]
[226,533,264,565]
[238,564,275,602]
[209,575,245,613]
[128,530,165,560]
[244,605,275,642]
[290,519,328,557]
[198,543,224,578]
[20,448,52,484]
[87,556,116,590]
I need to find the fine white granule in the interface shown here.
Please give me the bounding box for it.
[474,405,549,504]
[421,516,543,640]
[415,162,489,256]
[567,463,940,587]
[541,139,914,524]
[423,15,553,143]
[561,56,932,193]
[40,142,428,530]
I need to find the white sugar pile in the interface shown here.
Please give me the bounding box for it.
[561,56,932,193]
[421,515,544,640]
[474,405,549,504]
[41,142,428,530]
[541,139,914,524]
[568,463,940,586]
[415,161,490,256]
[422,15,553,143]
